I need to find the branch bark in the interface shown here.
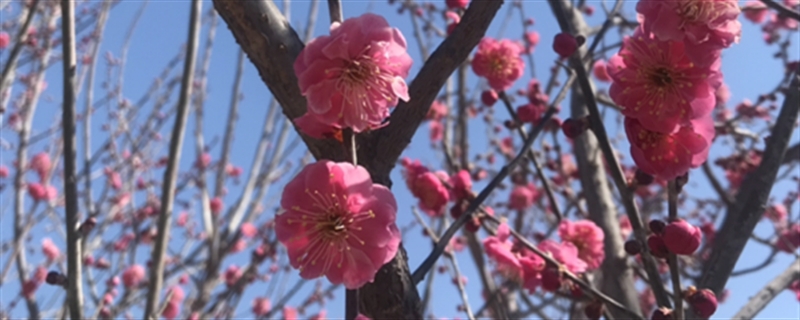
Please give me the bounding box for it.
[697,71,800,296]
[143,0,202,318]
[732,257,800,319]
[60,0,84,318]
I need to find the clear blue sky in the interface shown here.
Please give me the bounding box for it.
[1,0,798,318]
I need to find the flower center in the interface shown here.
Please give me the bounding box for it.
[649,67,673,87]
[636,130,667,151]
[676,0,717,24]
[318,213,349,239]
[342,60,373,85]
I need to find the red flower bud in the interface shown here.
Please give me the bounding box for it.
[584,301,603,320]
[561,117,589,138]
[541,265,562,292]
[649,219,666,235]
[624,239,642,255]
[553,33,578,58]
[481,90,499,106]
[685,287,717,318]
[651,307,673,320]
[662,219,702,255]
[647,235,669,259]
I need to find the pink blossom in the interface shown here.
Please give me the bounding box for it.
[401,158,429,197]
[195,152,211,169]
[122,264,145,288]
[252,297,271,316]
[508,183,538,210]
[30,152,51,181]
[625,116,714,181]
[414,171,450,216]
[310,310,327,320]
[445,0,469,9]
[294,14,412,133]
[428,120,443,142]
[295,112,342,140]
[538,240,587,274]
[776,223,800,253]
[449,169,473,201]
[0,165,9,178]
[662,219,702,255]
[765,204,788,225]
[241,222,257,238]
[210,197,223,215]
[636,0,741,67]
[483,223,524,281]
[471,37,525,91]
[22,279,38,298]
[223,265,242,287]
[0,32,9,49]
[41,238,60,261]
[524,31,540,53]
[592,60,611,82]
[162,302,180,320]
[28,182,55,201]
[275,161,401,289]
[427,100,448,121]
[558,219,605,270]
[553,33,578,58]
[283,306,298,320]
[608,29,721,133]
[790,280,800,301]
[481,90,499,106]
[743,1,769,24]
[226,164,243,177]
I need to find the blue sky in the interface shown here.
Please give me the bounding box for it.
[1,0,798,318]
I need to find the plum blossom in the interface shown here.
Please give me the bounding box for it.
[413,171,450,216]
[508,183,538,210]
[636,0,741,67]
[482,223,545,292]
[776,223,800,253]
[294,14,412,133]
[41,238,60,261]
[252,297,271,316]
[608,29,722,134]
[742,1,769,24]
[449,169,473,201]
[30,152,51,181]
[538,240,587,274]
[625,116,714,181]
[662,219,702,255]
[275,161,401,289]
[122,264,145,288]
[223,265,242,287]
[471,37,525,91]
[558,220,605,270]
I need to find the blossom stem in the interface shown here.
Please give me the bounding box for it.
[327,0,343,24]
[667,180,684,320]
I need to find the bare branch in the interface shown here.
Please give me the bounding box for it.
[698,71,800,296]
[143,0,203,318]
[761,0,800,22]
[60,0,84,317]
[732,257,800,319]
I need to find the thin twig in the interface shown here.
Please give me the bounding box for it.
[0,0,41,97]
[761,0,800,22]
[667,180,683,320]
[143,0,202,318]
[60,0,84,317]
[732,257,800,319]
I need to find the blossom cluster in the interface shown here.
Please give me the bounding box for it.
[607,0,742,180]
[276,14,409,292]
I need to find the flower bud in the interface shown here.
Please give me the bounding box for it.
[647,235,669,259]
[46,271,67,286]
[553,33,578,58]
[541,265,562,292]
[651,307,673,320]
[648,219,666,235]
[624,239,642,255]
[584,301,603,320]
[663,219,702,255]
[685,287,717,318]
[561,117,589,138]
[481,90,499,106]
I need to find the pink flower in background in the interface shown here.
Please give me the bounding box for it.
[592,59,611,82]
[625,116,714,181]
[0,165,8,178]
[276,161,400,289]
[104,167,122,190]
[294,13,412,133]
[241,222,257,238]
[428,120,443,142]
[30,152,51,181]
[414,171,450,216]
[449,169,473,201]
[790,280,800,301]
[608,29,721,134]
[508,183,538,210]
[742,1,769,24]
[558,219,605,270]
[538,240,587,274]
[552,33,578,58]
[765,204,788,225]
[283,306,299,320]
[524,31,540,53]
[637,0,741,67]
[471,37,525,91]
[195,152,211,169]
[445,0,469,9]
[210,197,223,215]
[0,32,9,49]
[310,310,327,320]
[223,265,242,287]
[252,297,271,316]
[483,223,524,281]
[427,100,449,121]
[122,264,145,288]
[41,238,60,261]
[776,223,800,253]
[28,182,55,201]
[162,286,184,320]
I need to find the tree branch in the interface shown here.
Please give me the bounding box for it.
[60,0,84,317]
[143,0,202,318]
[761,0,800,22]
[732,257,800,319]
[698,71,800,296]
